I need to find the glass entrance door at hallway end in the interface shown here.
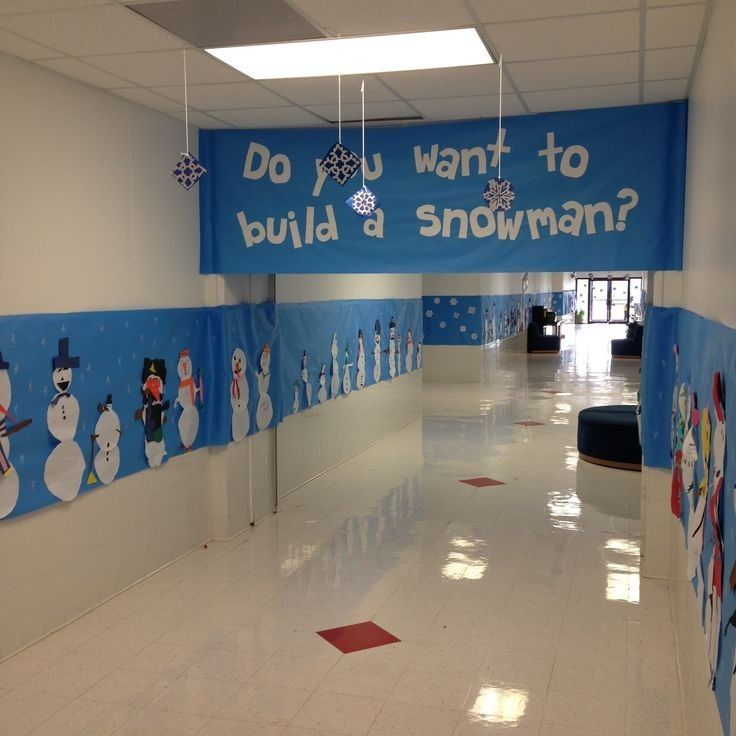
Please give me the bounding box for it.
[589,278,631,323]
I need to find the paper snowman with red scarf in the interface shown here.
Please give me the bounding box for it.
[174,349,201,450]
[230,347,249,441]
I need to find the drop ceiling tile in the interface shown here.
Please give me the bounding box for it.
[260,75,398,106]
[153,82,291,110]
[508,52,639,92]
[305,100,420,122]
[646,4,706,49]
[0,0,108,14]
[409,93,526,120]
[484,11,639,61]
[169,110,233,129]
[469,0,639,23]
[109,86,183,112]
[0,27,59,58]
[523,83,639,113]
[643,78,688,103]
[37,57,132,88]
[82,49,244,87]
[289,0,473,34]
[645,46,696,81]
[0,5,184,56]
[208,106,328,128]
[379,65,499,100]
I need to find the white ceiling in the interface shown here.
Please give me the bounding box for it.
[0,0,711,128]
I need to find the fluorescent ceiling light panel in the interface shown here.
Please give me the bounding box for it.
[206,29,494,79]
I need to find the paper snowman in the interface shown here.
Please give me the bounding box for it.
[301,350,312,408]
[292,381,300,414]
[373,320,382,383]
[416,339,423,369]
[356,330,366,390]
[405,329,414,372]
[230,347,249,442]
[44,338,85,501]
[92,395,121,485]
[330,332,340,399]
[137,357,170,468]
[0,350,31,518]
[342,341,353,395]
[396,334,402,375]
[174,349,200,451]
[317,364,327,404]
[256,343,273,431]
[387,317,397,379]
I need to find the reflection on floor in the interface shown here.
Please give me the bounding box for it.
[0,323,683,736]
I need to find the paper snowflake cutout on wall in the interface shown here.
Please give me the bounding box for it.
[471,333,478,340]
[433,297,440,304]
[346,185,379,217]
[425,310,434,318]
[449,297,458,306]
[459,325,467,333]
[483,177,516,212]
[320,142,361,186]
[439,321,447,329]
[453,312,460,319]
[171,152,207,190]
[468,306,476,314]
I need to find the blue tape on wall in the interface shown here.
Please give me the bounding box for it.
[641,305,736,734]
[200,102,686,274]
[423,292,555,346]
[0,298,417,521]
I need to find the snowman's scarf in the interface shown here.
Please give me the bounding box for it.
[179,375,196,404]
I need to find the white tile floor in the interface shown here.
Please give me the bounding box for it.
[0,324,684,735]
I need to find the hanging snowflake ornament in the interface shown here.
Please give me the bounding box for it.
[483,177,516,212]
[346,185,379,217]
[320,142,361,186]
[171,152,206,190]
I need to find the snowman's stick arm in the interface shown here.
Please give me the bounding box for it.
[0,418,32,437]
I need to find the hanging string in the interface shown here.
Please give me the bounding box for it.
[497,53,503,180]
[361,79,365,187]
[183,49,190,152]
[338,74,342,144]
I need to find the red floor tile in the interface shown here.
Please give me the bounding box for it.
[459,477,506,487]
[317,621,400,654]
[515,420,545,426]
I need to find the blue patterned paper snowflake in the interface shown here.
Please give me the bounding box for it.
[346,185,379,217]
[320,142,361,186]
[483,177,516,212]
[171,152,207,190]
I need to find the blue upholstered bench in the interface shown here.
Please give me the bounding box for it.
[577,405,642,471]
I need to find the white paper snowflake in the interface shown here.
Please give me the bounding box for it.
[453,312,460,319]
[433,297,440,304]
[449,297,458,306]
[483,177,516,212]
[459,325,467,333]
[439,321,447,329]
[425,309,434,318]
[468,306,476,314]
[471,333,478,340]
[346,184,379,217]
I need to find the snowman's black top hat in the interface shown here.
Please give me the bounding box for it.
[0,352,8,370]
[53,338,80,370]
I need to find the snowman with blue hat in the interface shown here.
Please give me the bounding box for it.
[44,338,85,501]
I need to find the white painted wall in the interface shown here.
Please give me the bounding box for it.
[275,274,422,496]
[643,1,732,732]
[0,53,273,658]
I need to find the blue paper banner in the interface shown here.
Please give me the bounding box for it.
[279,299,423,416]
[0,298,420,520]
[423,292,555,346]
[641,306,736,734]
[200,102,686,274]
